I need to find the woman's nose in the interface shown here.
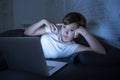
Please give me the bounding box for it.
[64,30,68,34]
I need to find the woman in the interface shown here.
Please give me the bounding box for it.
[24,12,106,58]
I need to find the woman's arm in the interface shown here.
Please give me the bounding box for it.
[74,27,106,54]
[24,19,57,36]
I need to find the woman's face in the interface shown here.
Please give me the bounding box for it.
[61,23,78,42]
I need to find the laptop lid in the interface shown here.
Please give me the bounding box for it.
[0,37,67,76]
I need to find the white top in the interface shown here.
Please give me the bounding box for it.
[40,25,78,58]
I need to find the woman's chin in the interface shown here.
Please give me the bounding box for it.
[62,39,70,42]
[61,37,71,42]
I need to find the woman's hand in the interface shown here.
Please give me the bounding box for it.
[74,26,88,38]
[40,19,59,34]
[42,19,58,33]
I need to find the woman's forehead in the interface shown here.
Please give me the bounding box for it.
[65,23,78,28]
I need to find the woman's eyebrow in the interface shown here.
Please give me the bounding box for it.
[70,27,76,29]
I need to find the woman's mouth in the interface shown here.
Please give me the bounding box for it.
[62,35,68,39]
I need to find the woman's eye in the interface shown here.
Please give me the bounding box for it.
[63,26,65,28]
[70,29,74,32]
[62,25,64,28]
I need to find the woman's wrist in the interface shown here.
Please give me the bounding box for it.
[45,25,51,33]
[78,27,89,37]
[84,32,89,37]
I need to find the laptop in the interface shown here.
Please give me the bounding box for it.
[0,37,67,76]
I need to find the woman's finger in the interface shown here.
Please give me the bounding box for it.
[50,24,58,33]
[74,29,80,38]
[56,23,64,26]
[74,30,78,38]
[53,24,58,34]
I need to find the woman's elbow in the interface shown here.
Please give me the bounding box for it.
[97,49,106,55]
[24,30,34,36]
[100,50,106,55]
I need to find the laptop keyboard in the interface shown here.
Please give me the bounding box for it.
[47,66,55,71]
